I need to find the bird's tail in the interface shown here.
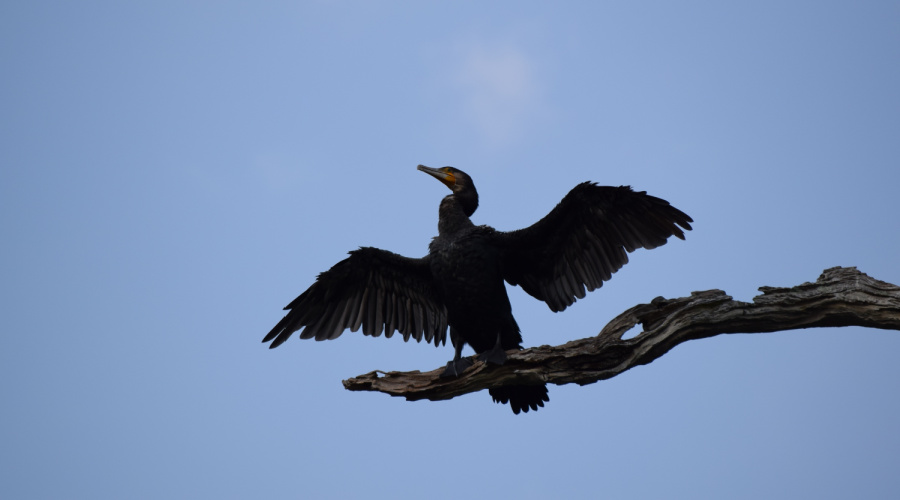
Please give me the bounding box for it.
[489,384,549,414]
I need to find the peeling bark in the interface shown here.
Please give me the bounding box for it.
[342,267,900,402]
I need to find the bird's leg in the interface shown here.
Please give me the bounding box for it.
[476,331,508,366]
[441,334,473,377]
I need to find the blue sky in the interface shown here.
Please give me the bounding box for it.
[2,1,899,498]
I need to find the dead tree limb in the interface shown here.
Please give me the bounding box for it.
[342,266,900,402]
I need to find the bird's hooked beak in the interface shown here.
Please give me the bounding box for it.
[417,164,456,190]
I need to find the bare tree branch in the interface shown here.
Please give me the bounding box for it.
[342,267,900,402]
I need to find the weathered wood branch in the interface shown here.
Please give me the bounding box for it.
[343,267,900,402]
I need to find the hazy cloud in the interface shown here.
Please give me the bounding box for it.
[449,41,544,145]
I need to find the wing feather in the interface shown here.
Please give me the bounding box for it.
[384,293,397,338]
[374,289,385,337]
[350,287,368,333]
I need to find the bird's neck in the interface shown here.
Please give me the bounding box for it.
[438,193,478,235]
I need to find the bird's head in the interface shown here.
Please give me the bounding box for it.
[416,165,475,194]
[417,164,479,217]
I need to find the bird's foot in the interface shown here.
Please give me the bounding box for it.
[476,346,508,366]
[441,357,474,378]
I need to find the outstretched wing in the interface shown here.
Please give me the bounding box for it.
[494,183,693,312]
[263,247,447,348]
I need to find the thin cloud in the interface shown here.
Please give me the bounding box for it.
[451,41,544,144]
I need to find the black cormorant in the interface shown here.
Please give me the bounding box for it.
[264,165,693,414]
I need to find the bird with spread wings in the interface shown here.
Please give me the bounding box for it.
[265,165,692,413]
